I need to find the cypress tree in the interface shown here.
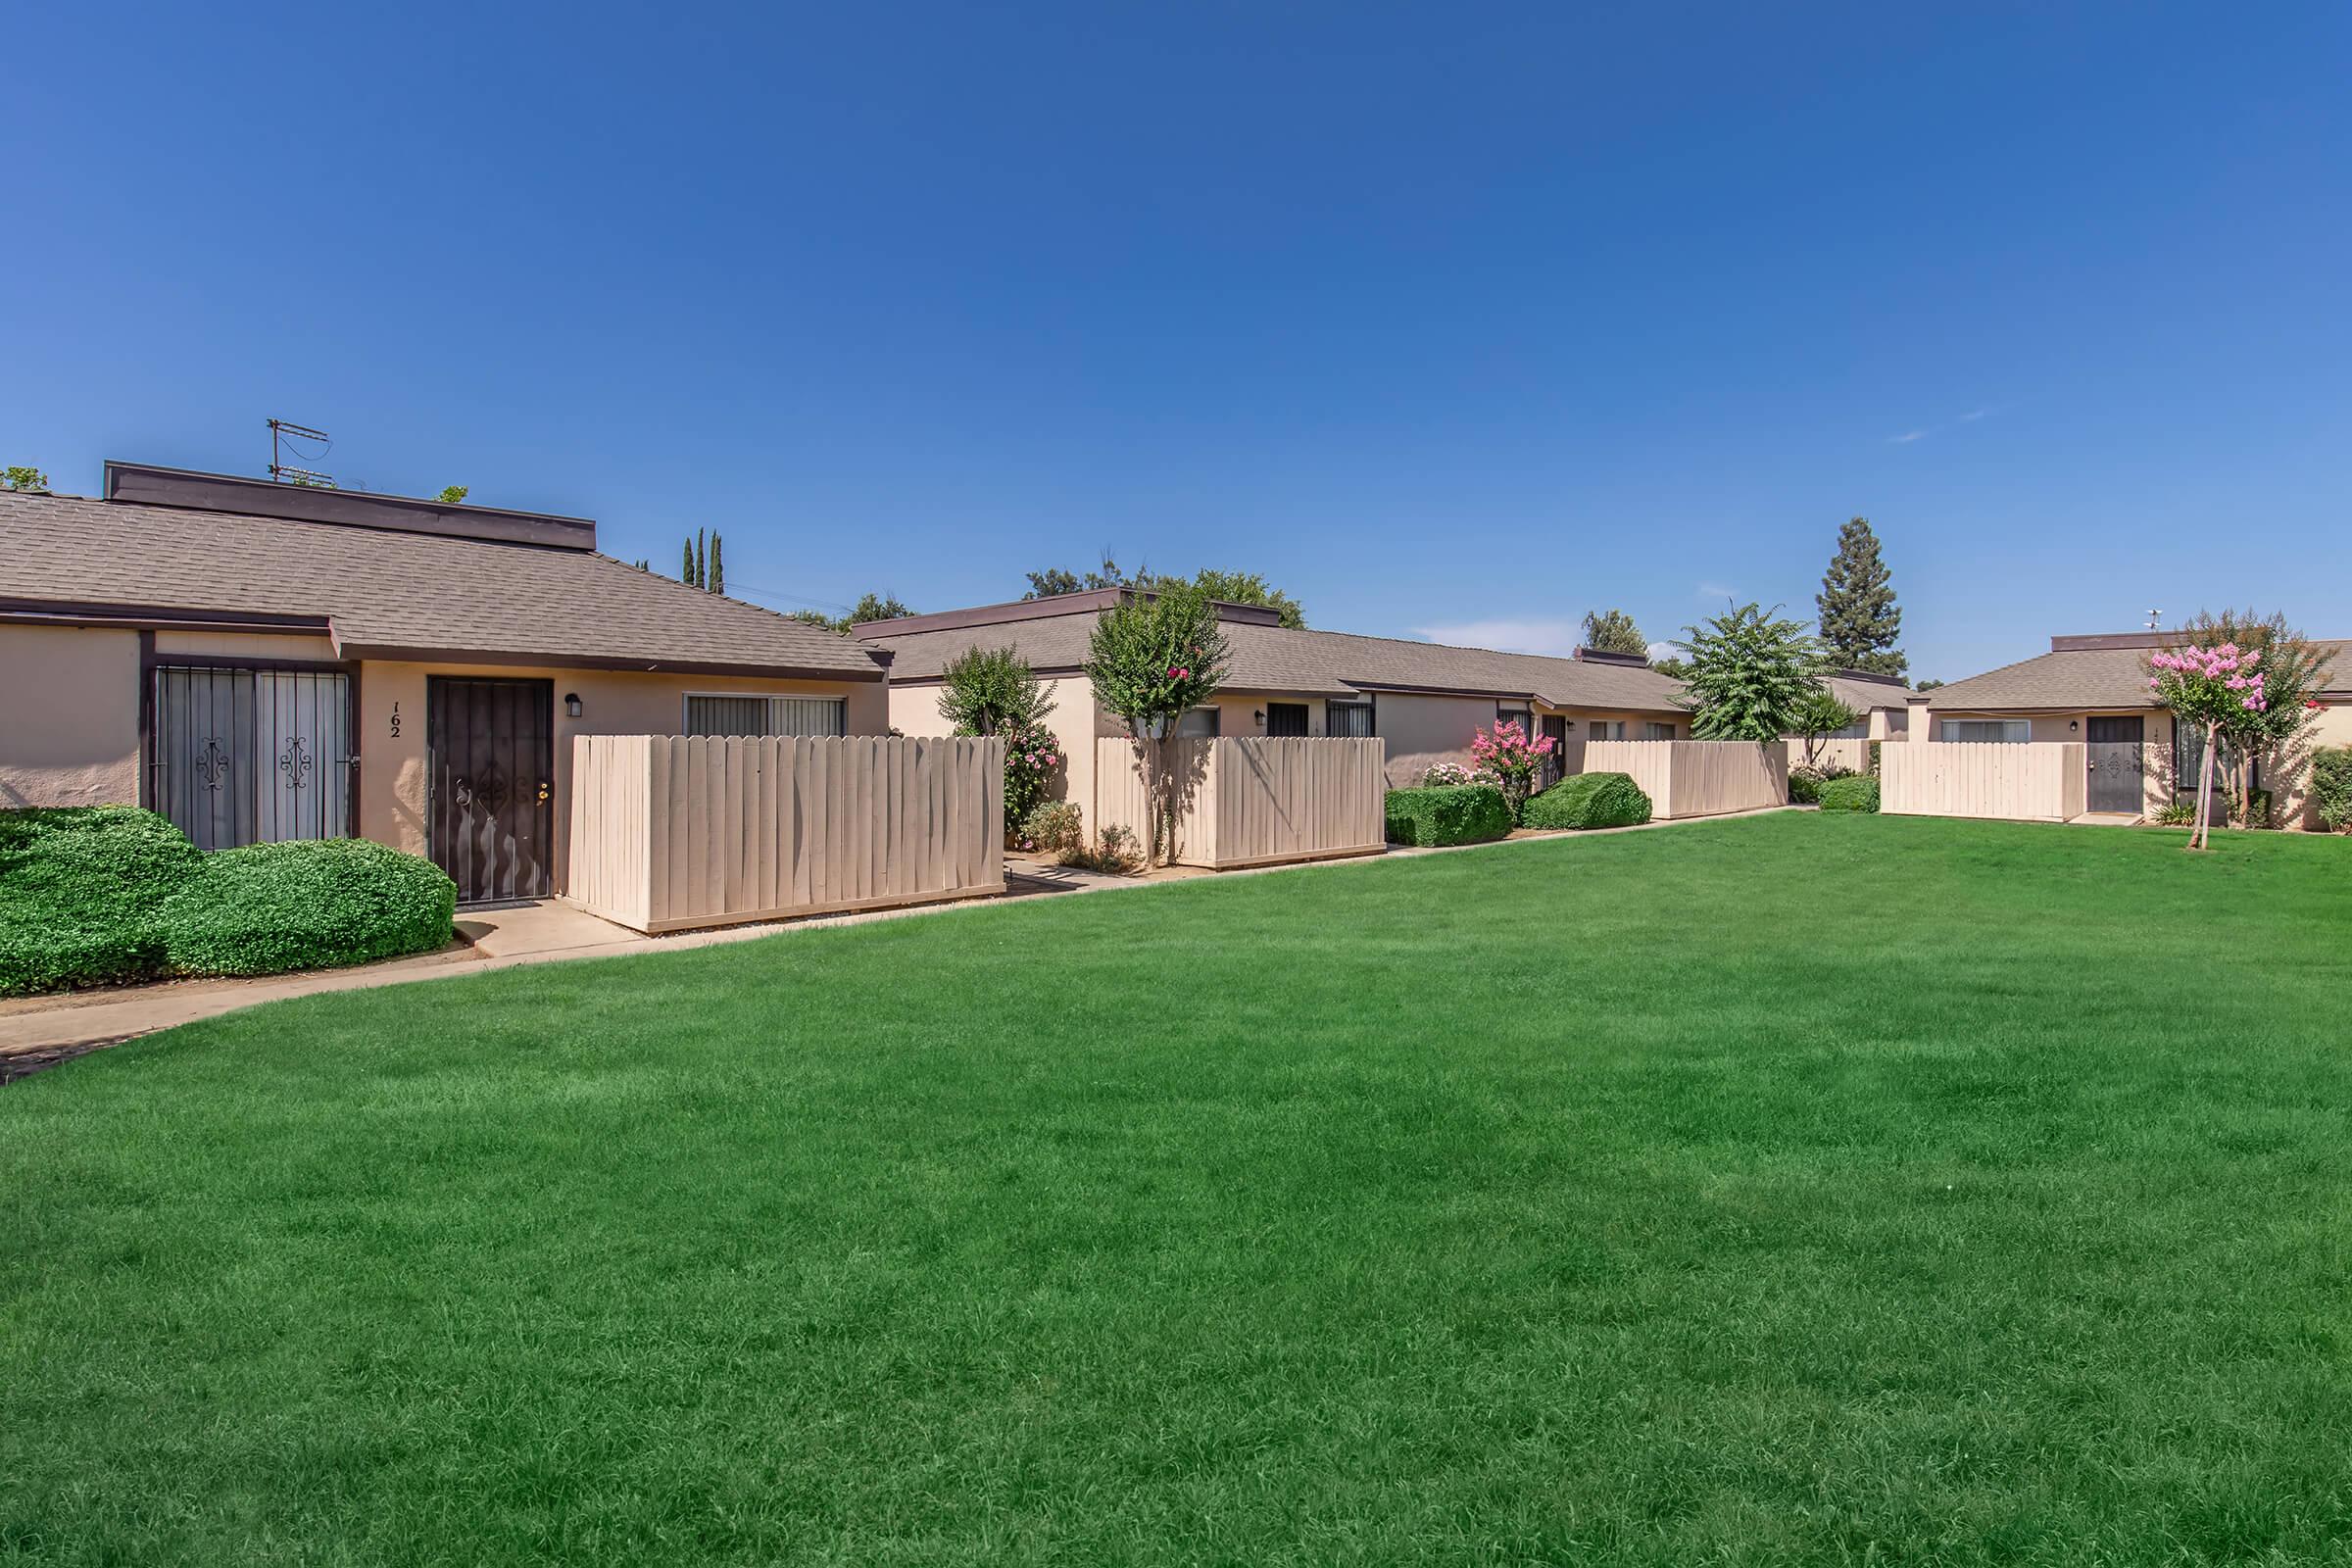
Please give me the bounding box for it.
[1815,516,1907,677]
[709,532,724,595]
[681,536,697,587]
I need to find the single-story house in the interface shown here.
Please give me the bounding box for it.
[1822,670,1915,741]
[1911,631,2352,824]
[855,589,1693,806]
[0,463,891,901]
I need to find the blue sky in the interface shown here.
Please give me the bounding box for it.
[6,3,2346,682]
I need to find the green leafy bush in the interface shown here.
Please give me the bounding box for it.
[1788,761,1854,805]
[1384,785,1511,847]
[2314,747,2352,832]
[1017,801,1085,858]
[1817,774,1881,813]
[1524,772,1653,830]
[159,840,456,978]
[2152,798,2197,827]
[0,807,200,995]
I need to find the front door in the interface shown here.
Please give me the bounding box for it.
[2085,715,2145,813]
[1541,715,1569,788]
[1265,702,1309,737]
[427,677,555,902]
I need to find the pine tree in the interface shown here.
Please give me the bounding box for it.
[709,532,724,595]
[1815,516,1906,677]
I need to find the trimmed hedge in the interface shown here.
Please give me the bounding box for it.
[1,807,457,995]
[158,840,458,978]
[1524,772,1653,831]
[1817,774,1882,813]
[1385,785,1511,847]
[0,807,200,996]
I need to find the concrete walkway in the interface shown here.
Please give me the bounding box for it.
[1,806,1794,1079]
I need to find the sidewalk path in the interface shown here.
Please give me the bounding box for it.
[1,806,1793,1079]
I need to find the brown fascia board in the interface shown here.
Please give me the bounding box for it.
[1833,666,1912,687]
[1573,647,1652,667]
[1343,679,1544,703]
[333,642,887,681]
[104,461,599,552]
[852,590,1284,640]
[0,597,336,636]
[2049,632,2169,652]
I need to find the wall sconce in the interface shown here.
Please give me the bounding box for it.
[564,693,583,719]
[2068,719,2079,732]
[1253,709,1265,727]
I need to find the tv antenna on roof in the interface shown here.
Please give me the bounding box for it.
[267,418,335,488]
[2144,609,2164,631]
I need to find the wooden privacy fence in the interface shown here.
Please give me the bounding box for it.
[1881,742,2085,822]
[1783,737,1872,777]
[1093,737,1387,869]
[566,734,1004,933]
[1582,740,1788,819]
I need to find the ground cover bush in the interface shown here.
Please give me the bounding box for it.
[1383,785,1511,846]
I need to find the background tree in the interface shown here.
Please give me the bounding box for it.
[435,485,468,505]
[844,592,911,627]
[709,533,724,595]
[1648,654,1691,681]
[7,466,52,492]
[1788,689,1863,767]
[1084,582,1233,865]
[1581,609,1647,657]
[1023,560,1307,628]
[1816,516,1906,676]
[681,536,698,587]
[1671,603,1827,741]
[1913,677,1944,692]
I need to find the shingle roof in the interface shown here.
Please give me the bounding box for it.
[863,607,1690,712]
[1824,672,1915,713]
[0,490,887,679]
[1927,640,2352,710]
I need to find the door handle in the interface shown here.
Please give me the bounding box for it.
[537,781,552,803]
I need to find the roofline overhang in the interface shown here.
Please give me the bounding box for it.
[334,642,889,681]
[0,597,336,636]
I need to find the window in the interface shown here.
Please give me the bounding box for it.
[1642,721,1676,741]
[2173,717,2259,794]
[684,694,848,737]
[1327,699,1374,738]
[1942,719,2029,743]
[1264,702,1310,737]
[1886,709,1909,737]
[152,664,354,851]
[1176,707,1221,738]
[1588,720,1625,741]
[1496,706,1533,735]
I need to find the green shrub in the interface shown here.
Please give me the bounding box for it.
[1524,772,1653,830]
[0,807,200,995]
[2152,798,2197,827]
[1017,801,1085,858]
[159,840,456,978]
[2311,747,2352,832]
[1788,761,1854,805]
[1817,774,1881,813]
[1384,785,1511,847]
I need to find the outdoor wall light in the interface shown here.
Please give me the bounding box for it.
[2068,719,2079,732]
[1253,709,1265,727]
[564,693,583,719]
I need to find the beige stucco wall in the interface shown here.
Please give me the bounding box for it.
[153,631,341,661]
[886,673,1097,834]
[358,662,884,887]
[0,625,142,808]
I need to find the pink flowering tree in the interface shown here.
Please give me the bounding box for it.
[2148,642,2263,850]
[1468,719,1554,825]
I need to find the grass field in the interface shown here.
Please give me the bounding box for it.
[4,813,2349,1565]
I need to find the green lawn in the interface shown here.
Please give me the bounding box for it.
[5,814,2349,1565]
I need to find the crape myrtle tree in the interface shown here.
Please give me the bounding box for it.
[1816,516,1907,677]
[2158,612,2333,831]
[938,646,1061,838]
[1083,583,1233,866]
[2149,643,2263,851]
[1468,719,1553,825]
[1671,604,1829,741]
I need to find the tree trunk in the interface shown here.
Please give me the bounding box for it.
[2191,719,2218,851]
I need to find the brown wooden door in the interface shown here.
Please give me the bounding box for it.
[427,677,554,902]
